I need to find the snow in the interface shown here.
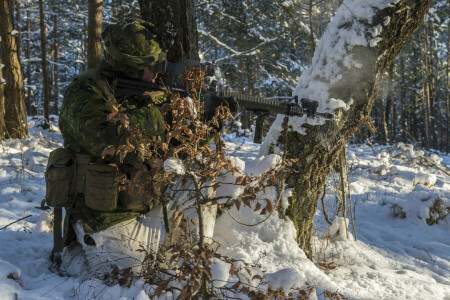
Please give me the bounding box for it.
[184,97,197,119]
[281,0,293,8]
[211,258,231,288]
[263,0,400,156]
[328,217,352,241]
[164,157,185,175]
[0,121,449,299]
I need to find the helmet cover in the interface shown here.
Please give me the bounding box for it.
[102,19,176,77]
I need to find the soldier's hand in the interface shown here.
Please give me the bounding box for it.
[203,94,238,122]
[123,150,146,170]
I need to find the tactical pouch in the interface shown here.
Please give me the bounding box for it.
[75,154,95,194]
[85,164,119,212]
[119,188,146,211]
[45,148,76,208]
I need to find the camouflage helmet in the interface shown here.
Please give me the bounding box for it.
[102,19,176,78]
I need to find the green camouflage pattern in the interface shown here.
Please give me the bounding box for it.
[60,69,166,157]
[59,68,166,234]
[103,19,165,78]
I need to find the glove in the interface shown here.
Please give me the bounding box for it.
[203,94,239,123]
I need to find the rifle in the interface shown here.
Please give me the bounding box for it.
[114,77,335,120]
[114,77,335,143]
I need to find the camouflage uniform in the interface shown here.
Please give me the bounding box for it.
[59,19,172,236]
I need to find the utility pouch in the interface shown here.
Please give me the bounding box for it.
[119,188,146,211]
[85,164,119,212]
[75,154,95,194]
[45,148,76,208]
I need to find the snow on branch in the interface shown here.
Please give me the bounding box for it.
[261,0,423,156]
[293,0,397,114]
[198,29,239,54]
[199,29,277,63]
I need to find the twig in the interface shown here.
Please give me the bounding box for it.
[339,148,349,238]
[226,115,289,227]
[419,156,450,176]
[226,178,285,227]
[0,163,44,170]
[230,141,245,156]
[344,149,357,241]
[320,185,332,225]
[0,215,32,231]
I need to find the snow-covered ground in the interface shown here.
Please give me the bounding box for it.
[0,119,449,300]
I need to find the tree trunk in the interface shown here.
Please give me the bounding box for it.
[385,66,393,142]
[380,93,388,144]
[15,0,22,62]
[26,7,32,114]
[138,0,199,61]
[400,54,408,143]
[53,14,59,115]
[391,69,397,142]
[427,21,438,150]
[308,0,315,57]
[446,24,449,153]
[82,17,87,69]
[0,0,28,138]
[269,1,432,259]
[423,26,431,150]
[0,52,6,141]
[87,0,103,69]
[38,0,50,123]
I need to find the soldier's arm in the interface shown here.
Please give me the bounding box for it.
[60,80,165,158]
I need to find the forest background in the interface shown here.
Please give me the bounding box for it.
[0,0,448,153]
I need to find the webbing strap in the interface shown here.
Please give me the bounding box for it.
[53,207,63,253]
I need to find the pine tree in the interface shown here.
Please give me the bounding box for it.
[0,0,28,138]
[87,0,103,69]
[0,52,6,141]
[38,0,50,124]
[138,0,199,61]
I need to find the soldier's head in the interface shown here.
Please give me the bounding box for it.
[102,19,176,81]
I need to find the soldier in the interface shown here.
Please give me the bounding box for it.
[56,19,179,276]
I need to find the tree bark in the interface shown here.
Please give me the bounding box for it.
[87,0,103,69]
[83,17,88,68]
[26,7,32,114]
[380,93,388,144]
[138,0,199,61]
[400,54,408,143]
[53,14,59,115]
[385,66,394,142]
[446,24,449,153]
[38,0,49,123]
[307,0,315,57]
[271,1,432,259]
[430,21,440,150]
[0,52,6,141]
[0,0,28,138]
[15,0,22,63]
[423,26,431,150]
